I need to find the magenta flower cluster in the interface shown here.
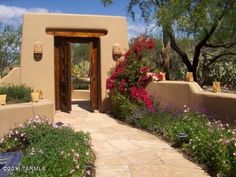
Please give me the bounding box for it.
[106,36,156,112]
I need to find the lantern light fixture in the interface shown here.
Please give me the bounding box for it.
[112,43,122,60]
[33,41,43,61]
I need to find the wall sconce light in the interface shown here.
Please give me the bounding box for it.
[186,72,194,82]
[33,41,43,61]
[112,43,122,61]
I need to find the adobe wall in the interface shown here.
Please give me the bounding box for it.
[0,67,21,85]
[0,99,54,138]
[146,81,236,124]
[20,13,129,112]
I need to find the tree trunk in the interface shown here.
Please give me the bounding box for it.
[169,29,193,73]
[192,65,198,82]
[162,26,172,80]
[161,41,171,80]
[199,65,209,87]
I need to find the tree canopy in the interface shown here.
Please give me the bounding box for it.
[101,0,236,82]
[0,23,21,76]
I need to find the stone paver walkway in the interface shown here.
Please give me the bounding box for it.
[55,104,209,177]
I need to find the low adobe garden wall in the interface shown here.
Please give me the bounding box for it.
[0,99,54,138]
[146,81,236,123]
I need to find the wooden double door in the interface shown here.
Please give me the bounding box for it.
[54,37,100,113]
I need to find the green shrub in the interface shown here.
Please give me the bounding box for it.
[72,78,90,90]
[71,61,90,78]
[198,60,236,87]
[0,116,94,177]
[128,106,236,177]
[183,120,236,177]
[0,84,32,104]
[110,90,139,120]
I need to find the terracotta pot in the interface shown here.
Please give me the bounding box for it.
[213,82,221,93]
[186,72,194,82]
[158,72,166,81]
[0,94,7,105]
[31,92,40,102]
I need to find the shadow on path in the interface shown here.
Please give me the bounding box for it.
[72,100,91,112]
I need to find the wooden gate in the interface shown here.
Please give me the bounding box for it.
[54,37,100,113]
[55,38,72,113]
[89,39,100,111]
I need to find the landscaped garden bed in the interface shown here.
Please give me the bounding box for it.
[0,116,95,177]
[106,36,236,177]
[125,106,236,177]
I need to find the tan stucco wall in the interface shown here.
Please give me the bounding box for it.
[0,67,21,85]
[0,99,54,138]
[146,81,236,123]
[20,13,129,112]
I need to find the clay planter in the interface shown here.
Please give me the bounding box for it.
[213,82,221,93]
[186,72,194,82]
[0,94,7,105]
[31,92,40,102]
[158,72,166,81]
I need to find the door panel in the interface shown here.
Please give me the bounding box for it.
[54,45,60,110]
[55,38,72,113]
[60,42,71,113]
[90,39,99,111]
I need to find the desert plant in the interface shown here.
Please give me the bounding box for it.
[72,78,90,90]
[71,61,90,78]
[0,84,32,104]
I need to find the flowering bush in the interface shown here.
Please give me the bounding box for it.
[106,36,161,118]
[134,106,236,177]
[0,115,95,177]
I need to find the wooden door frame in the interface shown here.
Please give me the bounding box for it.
[54,37,101,112]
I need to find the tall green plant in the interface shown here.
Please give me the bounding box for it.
[0,84,32,104]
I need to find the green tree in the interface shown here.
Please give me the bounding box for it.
[0,23,22,76]
[71,43,90,64]
[101,0,236,82]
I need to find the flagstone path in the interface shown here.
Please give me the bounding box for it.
[55,103,210,177]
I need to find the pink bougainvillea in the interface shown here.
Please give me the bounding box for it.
[106,36,159,112]
[124,49,131,59]
[130,86,154,112]
[118,79,127,93]
[140,66,150,74]
[133,37,155,55]
[145,37,155,49]
[106,77,115,90]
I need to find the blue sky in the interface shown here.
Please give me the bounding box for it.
[0,0,160,38]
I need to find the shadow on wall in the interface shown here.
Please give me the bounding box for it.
[146,81,236,124]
